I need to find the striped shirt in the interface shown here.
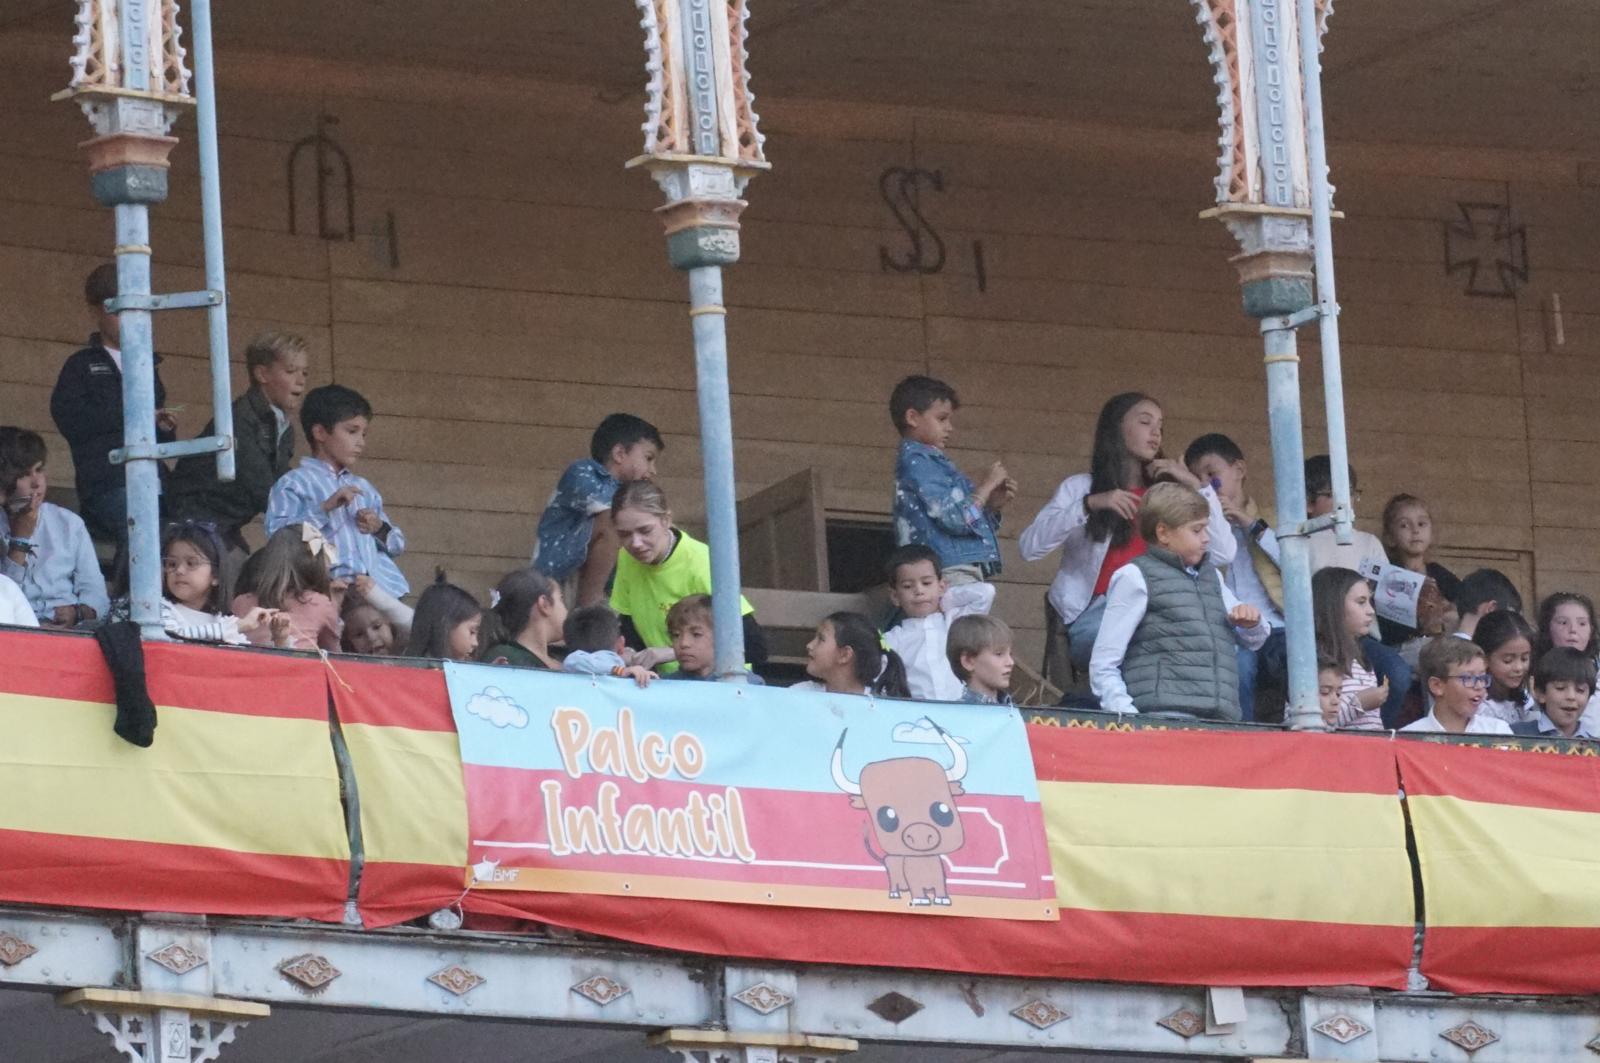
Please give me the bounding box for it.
[265,457,408,598]
[1336,659,1383,731]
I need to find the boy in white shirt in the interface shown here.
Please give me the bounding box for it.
[1401,637,1513,735]
[882,545,995,702]
[1512,647,1597,739]
[1090,483,1268,720]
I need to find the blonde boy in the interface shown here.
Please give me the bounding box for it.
[947,614,1016,705]
[1089,482,1267,719]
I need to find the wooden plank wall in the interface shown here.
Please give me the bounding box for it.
[1,36,1594,665]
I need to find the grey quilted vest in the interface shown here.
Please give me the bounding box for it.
[1121,547,1241,720]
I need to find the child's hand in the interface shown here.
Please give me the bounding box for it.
[618,665,656,688]
[270,612,293,648]
[1220,497,1252,528]
[350,574,375,602]
[322,485,362,513]
[155,409,179,434]
[988,476,1019,512]
[630,646,677,670]
[980,461,1010,493]
[1146,458,1201,489]
[237,606,277,634]
[1228,603,1261,629]
[1087,489,1141,521]
[1357,678,1389,711]
[355,508,383,535]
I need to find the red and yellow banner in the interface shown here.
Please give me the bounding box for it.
[1397,740,1600,994]
[328,659,470,927]
[0,629,350,921]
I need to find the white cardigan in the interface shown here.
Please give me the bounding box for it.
[1019,473,1238,626]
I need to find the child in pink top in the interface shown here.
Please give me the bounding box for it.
[233,523,342,652]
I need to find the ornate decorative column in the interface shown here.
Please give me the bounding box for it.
[1192,0,1347,731]
[56,0,236,636]
[629,0,769,682]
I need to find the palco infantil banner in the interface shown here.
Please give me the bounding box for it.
[442,662,1056,920]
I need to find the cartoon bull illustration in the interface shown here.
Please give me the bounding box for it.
[830,724,968,907]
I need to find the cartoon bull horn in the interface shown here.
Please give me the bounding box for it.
[932,720,968,782]
[830,730,862,795]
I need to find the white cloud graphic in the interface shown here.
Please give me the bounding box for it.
[465,686,529,729]
[892,718,970,745]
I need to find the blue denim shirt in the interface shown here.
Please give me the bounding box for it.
[532,459,619,582]
[892,440,1002,571]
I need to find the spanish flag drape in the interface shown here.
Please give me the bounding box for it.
[1397,740,1600,994]
[328,659,469,927]
[340,676,1415,986]
[0,629,350,920]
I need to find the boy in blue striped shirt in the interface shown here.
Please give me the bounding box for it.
[265,385,408,599]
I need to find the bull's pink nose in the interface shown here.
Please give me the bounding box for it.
[901,823,940,852]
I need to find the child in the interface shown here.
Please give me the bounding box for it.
[266,385,408,600]
[889,375,1012,586]
[796,612,911,698]
[0,427,109,627]
[233,523,342,652]
[532,413,664,607]
[49,263,177,553]
[1474,610,1537,726]
[1303,456,1386,576]
[1535,591,1597,663]
[479,568,567,669]
[1022,393,1234,680]
[1377,493,1460,646]
[1184,432,1284,715]
[1445,568,1523,641]
[342,597,396,656]
[560,603,655,686]
[1402,637,1512,735]
[170,330,310,562]
[947,613,1015,705]
[157,521,277,645]
[1089,482,1267,720]
[1515,647,1597,739]
[404,580,482,661]
[882,544,995,701]
[1312,567,1386,731]
[1316,658,1344,728]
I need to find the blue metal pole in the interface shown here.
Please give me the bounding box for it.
[1263,323,1321,730]
[114,205,164,636]
[188,0,235,483]
[687,265,748,683]
[1298,0,1352,544]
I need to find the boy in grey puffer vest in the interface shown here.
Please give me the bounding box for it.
[1090,483,1270,719]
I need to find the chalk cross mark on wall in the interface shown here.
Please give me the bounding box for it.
[1444,202,1529,298]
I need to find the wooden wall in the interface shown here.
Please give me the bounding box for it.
[1,34,1595,664]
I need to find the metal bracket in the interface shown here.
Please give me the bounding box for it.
[106,290,224,313]
[1260,301,1339,333]
[111,436,233,465]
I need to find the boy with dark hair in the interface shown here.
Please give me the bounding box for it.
[1090,482,1268,719]
[882,543,994,701]
[889,375,1013,586]
[560,603,654,686]
[1514,647,1596,739]
[0,427,108,626]
[533,412,664,607]
[947,613,1016,705]
[1452,568,1523,639]
[265,384,408,598]
[170,330,310,559]
[1402,637,1511,734]
[1185,432,1283,716]
[49,262,178,549]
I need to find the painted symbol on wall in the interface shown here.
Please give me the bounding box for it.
[879,167,947,275]
[1444,202,1529,298]
[288,113,357,242]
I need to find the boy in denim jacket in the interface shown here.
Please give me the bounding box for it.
[889,375,1014,585]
